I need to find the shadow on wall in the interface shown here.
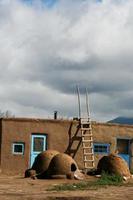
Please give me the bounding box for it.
[65,122,82,158]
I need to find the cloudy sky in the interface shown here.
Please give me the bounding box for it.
[0,0,133,121]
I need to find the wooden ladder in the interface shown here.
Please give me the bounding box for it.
[80,117,95,171]
[77,86,95,172]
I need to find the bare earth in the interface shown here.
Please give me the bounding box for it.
[0,175,133,200]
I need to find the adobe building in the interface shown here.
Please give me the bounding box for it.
[0,117,133,175]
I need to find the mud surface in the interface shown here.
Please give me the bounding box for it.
[0,175,133,200]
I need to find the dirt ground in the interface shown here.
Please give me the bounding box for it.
[0,175,133,200]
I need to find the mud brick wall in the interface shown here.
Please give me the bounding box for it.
[0,118,133,175]
[92,122,133,168]
[0,118,70,175]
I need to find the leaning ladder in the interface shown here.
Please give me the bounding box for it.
[77,87,95,171]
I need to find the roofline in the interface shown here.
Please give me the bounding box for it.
[93,121,133,128]
[0,117,73,123]
[1,117,133,128]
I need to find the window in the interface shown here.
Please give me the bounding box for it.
[12,142,25,155]
[94,143,110,154]
[33,137,44,152]
[117,139,129,154]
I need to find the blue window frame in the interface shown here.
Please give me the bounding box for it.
[12,142,25,155]
[94,143,110,154]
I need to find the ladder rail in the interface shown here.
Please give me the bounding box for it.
[81,120,95,169]
[76,85,81,119]
[85,88,90,118]
[76,86,95,172]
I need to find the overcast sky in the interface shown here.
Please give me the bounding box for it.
[0,0,133,121]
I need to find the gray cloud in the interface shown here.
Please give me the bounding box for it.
[0,0,133,121]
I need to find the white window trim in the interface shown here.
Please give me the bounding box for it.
[12,143,25,155]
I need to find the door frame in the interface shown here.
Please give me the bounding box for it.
[116,137,131,167]
[30,133,48,167]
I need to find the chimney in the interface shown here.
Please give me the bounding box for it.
[54,111,58,120]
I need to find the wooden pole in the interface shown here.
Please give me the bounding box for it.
[85,88,90,119]
[76,85,81,119]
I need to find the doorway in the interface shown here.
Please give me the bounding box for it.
[30,134,47,167]
[117,138,130,166]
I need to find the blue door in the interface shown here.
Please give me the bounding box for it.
[117,138,130,166]
[119,154,130,166]
[30,134,47,167]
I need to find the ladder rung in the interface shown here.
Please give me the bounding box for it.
[81,128,91,131]
[84,164,95,169]
[82,136,93,140]
[79,116,95,170]
[80,118,90,120]
[80,120,90,123]
[84,167,94,169]
[82,139,93,142]
[81,134,93,137]
[80,117,90,120]
[85,162,95,165]
[84,150,94,153]
[84,152,94,155]
[83,146,93,149]
[84,155,94,159]
[85,163,95,166]
[84,159,94,162]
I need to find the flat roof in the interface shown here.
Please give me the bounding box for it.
[1,117,133,128]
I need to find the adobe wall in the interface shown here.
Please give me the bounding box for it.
[0,119,2,167]
[1,118,70,175]
[1,118,133,175]
[92,122,133,167]
[62,121,133,170]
